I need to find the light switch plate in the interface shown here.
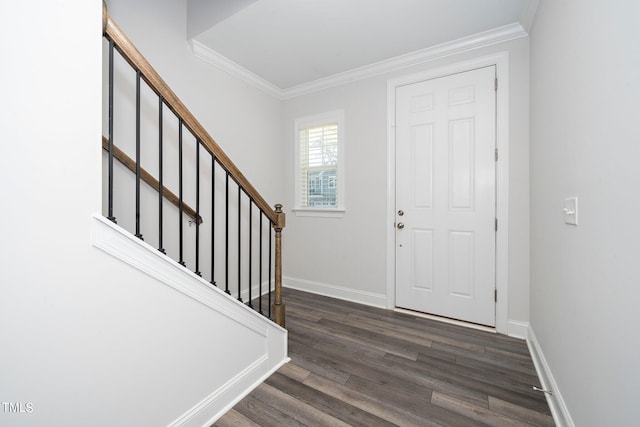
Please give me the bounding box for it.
[564,197,578,225]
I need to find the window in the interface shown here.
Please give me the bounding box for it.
[294,110,345,216]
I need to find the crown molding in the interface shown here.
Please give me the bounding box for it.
[519,0,539,32]
[190,39,284,99]
[283,22,526,99]
[191,22,528,100]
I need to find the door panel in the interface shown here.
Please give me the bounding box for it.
[395,66,496,327]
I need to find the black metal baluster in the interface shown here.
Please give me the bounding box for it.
[248,202,253,308]
[195,139,201,276]
[210,156,216,287]
[269,224,272,318]
[237,188,242,302]
[158,97,165,253]
[259,211,263,314]
[225,171,230,294]
[135,70,143,240]
[178,120,185,266]
[107,39,116,223]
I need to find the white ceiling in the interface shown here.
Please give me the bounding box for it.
[189,0,537,96]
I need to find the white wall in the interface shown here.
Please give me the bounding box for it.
[529,0,640,425]
[283,37,531,326]
[0,1,285,425]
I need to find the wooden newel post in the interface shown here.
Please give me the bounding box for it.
[272,204,286,327]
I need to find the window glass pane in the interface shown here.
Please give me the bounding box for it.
[307,168,336,207]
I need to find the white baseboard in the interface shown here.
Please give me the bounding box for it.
[507,320,529,339]
[173,355,290,426]
[527,326,575,427]
[284,276,387,308]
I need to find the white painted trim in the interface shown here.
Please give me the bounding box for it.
[284,276,387,308]
[91,214,286,335]
[519,0,540,33]
[92,214,289,425]
[172,355,291,426]
[293,208,346,218]
[190,39,283,99]
[507,320,529,340]
[528,327,576,427]
[284,23,525,99]
[385,52,510,335]
[190,23,527,100]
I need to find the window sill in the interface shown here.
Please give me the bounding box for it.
[293,208,346,218]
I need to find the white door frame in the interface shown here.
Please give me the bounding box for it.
[386,52,510,334]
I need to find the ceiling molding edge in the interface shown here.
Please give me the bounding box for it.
[282,22,527,99]
[191,22,528,101]
[190,39,285,99]
[519,0,539,32]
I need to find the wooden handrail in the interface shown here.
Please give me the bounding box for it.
[103,9,277,225]
[101,137,203,224]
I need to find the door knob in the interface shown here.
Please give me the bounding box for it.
[397,222,405,229]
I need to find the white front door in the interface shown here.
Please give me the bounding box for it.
[395,66,496,327]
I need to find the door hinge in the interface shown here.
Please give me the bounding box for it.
[495,148,499,161]
[494,289,497,302]
[495,77,498,91]
[495,218,498,231]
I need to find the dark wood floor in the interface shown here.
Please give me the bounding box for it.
[215,289,554,426]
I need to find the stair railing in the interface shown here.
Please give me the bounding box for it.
[102,4,285,327]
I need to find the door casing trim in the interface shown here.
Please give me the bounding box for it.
[385,52,509,334]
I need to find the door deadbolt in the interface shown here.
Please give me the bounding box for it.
[397,222,405,229]
[397,210,404,216]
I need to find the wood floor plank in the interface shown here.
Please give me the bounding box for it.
[212,409,260,427]
[342,314,436,348]
[304,373,439,427]
[265,372,395,427]
[346,311,487,352]
[215,289,554,426]
[250,382,352,427]
[277,361,311,382]
[432,341,538,376]
[489,396,556,427]
[307,328,389,361]
[419,352,549,403]
[306,330,492,409]
[290,316,420,360]
[431,391,531,426]
[287,345,352,385]
[345,374,487,427]
[455,354,542,387]
[388,352,551,414]
[232,392,306,427]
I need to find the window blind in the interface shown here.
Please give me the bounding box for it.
[299,123,338,208]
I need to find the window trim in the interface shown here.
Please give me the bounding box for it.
[293,110,345,217]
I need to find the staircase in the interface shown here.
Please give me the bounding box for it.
[98,5,288,425]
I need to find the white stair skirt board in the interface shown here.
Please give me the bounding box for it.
[284,276,387,309]
[527,326,575,427]
[91,215,288,426]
